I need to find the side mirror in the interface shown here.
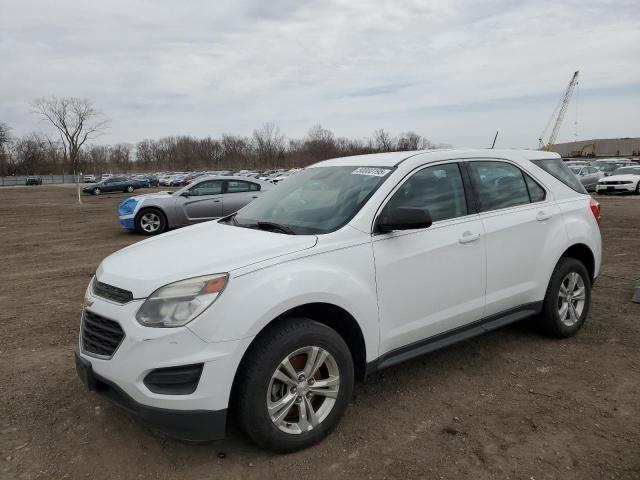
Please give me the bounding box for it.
[180,191,191,197]
[375,207,432,233]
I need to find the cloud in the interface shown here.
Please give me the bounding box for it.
[1,0,638,148]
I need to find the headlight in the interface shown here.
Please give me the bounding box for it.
[118,197,138,215]
[136,274,228,327]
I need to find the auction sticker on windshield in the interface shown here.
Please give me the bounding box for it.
[351,167,390,177]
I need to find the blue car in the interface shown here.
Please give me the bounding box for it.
[134,177,151,188]
[25,176,42,185]
[170,175,188,187]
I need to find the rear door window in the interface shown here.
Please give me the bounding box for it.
[524,172,546,202]
[468,161,531,212]
[531,159,587,193]
[226,180,260,193]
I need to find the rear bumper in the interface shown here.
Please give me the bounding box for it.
[75,350,227,441]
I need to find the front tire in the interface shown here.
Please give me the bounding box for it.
[234,318,354,453]
[135,208,166,235]
[92,187,101,195]
[126,185,134,193]
[635,182,640,195]
[538,257,591,338]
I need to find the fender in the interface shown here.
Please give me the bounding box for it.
[187,240,381,363]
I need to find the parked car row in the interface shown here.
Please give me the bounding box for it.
[564,158,639,192]
[155,169,302,187]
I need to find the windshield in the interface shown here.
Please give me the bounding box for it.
[230,166,393,234]
[599,163,623,172]
[612,167,640,175]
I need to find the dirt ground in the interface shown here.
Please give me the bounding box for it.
[1,185,639,480]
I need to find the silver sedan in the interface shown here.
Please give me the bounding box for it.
[118,176,273,235]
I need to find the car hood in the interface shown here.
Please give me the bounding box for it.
[96,221,318,298]
[599,174,639,182]
[131,191,175,201]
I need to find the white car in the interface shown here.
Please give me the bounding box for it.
[76,149,601,452]
[595,166,640,194]
[83,174,97,183]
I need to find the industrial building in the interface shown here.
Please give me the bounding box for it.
[550,137,640,158]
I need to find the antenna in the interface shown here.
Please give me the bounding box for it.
[491,130,499,149]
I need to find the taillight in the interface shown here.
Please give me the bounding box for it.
[589,197,600,224]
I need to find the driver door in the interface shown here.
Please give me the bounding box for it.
[372,162,486,357]
[176,179,224,224]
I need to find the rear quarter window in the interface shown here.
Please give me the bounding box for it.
[531,159,587,194]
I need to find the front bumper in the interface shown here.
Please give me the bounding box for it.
[119,216,135,230]
[75,351,226,441]
[75,290,254,441]
[595,183,635,193]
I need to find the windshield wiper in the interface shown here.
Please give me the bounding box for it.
[256,221,296,235]
[221,214,296,235]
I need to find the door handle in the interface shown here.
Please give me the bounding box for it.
[252,196,259,199]
[536,211,552,221]
[213,200,220,203]
[459,231,481,244]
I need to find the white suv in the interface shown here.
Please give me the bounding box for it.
[75,149,601,452]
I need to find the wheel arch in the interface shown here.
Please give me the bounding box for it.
[134,205,168,229]
[230,301,368,407]
[560,243,596,282]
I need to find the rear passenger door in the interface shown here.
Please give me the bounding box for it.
[466,160,564,317]
[222,180,261,215]
[372,162,487,356]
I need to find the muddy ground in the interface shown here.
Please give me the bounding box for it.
[1,185,639,480]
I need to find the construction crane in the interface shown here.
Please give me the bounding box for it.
[538,70,579,151]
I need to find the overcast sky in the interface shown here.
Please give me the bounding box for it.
[1,0,638,149]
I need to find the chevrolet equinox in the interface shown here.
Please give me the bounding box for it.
[75,149,601,452]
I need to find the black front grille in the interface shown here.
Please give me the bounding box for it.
[601,180,632,185]
[82,310,125,358]
[93,280,133,304]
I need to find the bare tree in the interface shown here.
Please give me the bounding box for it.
[0,122,12,175]
[372,129,396,152]
[31,96,108,174]
[0,122,11,146]
[252,123,285,168]
[397,131,436,151]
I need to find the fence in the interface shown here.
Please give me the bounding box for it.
[0,175,83,186]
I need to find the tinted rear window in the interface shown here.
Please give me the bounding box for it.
[531,159,587,194]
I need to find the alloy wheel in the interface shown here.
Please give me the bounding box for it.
[557,272,586,327]
[267,346,340,435]
[140,212,161,233]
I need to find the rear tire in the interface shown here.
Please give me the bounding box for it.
[135,208,166,235]
[126,185,134,193]
[538,257,591,338]
[234,318,354,453]
[635,182,640,195]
